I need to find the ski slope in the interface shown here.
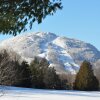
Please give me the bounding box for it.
[0,86,100,100]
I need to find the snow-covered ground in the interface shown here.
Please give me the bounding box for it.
[0,86,100,100]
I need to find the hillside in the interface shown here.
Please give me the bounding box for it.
[0,32,100,74]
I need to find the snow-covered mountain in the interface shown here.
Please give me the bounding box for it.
[0,32,100,74]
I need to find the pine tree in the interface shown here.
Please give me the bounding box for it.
[43,67,61,89]
[0,0,62,35]
[29,57,49,88]
[29,57,67,89]
[16,61,32,87]
[73,61,99,91]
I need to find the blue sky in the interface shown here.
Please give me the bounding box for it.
[0,0,100,50]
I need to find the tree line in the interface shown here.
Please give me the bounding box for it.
[0,49,99,91]
[0,49,67,90]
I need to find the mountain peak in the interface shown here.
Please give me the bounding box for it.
[25,32,58,39]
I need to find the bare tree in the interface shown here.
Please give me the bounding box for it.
[0,49,31,97]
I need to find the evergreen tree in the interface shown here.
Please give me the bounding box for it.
[29,57,67,89]
[73,61,99,91]
[0,0,62,35]
[29,57,49,88]
[16,61,32,87]
[43,67,61,89]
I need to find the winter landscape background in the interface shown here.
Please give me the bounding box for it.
[0,32,100,100]
[0,0,100,100]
